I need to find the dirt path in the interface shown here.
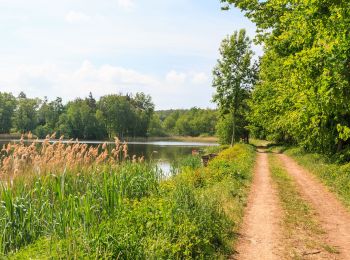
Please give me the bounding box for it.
[278,154,350,259]
[233,150,283,259]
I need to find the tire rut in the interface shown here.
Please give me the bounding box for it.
[278,154,350,259]
[232,150,283,259]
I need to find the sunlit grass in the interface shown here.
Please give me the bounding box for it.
[0,136,256,258]
[285,147,350,209]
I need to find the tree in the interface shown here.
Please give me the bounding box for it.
[59,99,106,140]
[35,97,64,138]
[148,114,166,137]
[98,94,135,138]
[212,29,257,145]
[132,92,155,137]
[13,94,39,133]
[86,92,97,110]
[0,92,17,134]
[223,0,350,154]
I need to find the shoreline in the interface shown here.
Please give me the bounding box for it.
[0,134,218,144]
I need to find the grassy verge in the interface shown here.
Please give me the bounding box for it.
[4,144,255,259]
[284,147,350,209]
[268,154,337,257]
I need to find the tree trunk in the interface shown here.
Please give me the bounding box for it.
[337,139,344,153]
[231,112,235,147]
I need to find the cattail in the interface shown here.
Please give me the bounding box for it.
[122,142,128,159]
[0,136,130,179]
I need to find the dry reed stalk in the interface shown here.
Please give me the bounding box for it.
[0,134,138,182]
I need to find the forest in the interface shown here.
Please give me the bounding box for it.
[0,91,218,140]
[214,0,350,158]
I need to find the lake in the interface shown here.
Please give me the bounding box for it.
[127,141,218,173]
[0,139,218,174]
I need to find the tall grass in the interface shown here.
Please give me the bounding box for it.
[0,133,131,181]
[0,138,255,259]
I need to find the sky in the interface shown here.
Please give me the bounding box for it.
[0,0,261,110]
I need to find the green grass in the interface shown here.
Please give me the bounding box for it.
[249,139,272,147]
[3,144,255,259]
[284,147,350,209]
[269,154,337,258]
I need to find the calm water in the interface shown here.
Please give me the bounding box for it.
[127,141,218,173]
[0,139,218,174]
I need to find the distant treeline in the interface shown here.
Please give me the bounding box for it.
[0,91,218,140]
[152,109,218,137]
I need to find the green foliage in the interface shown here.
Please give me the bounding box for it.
[98,93,154,138]
[155,108,218,137]
[223,0,350,154]
[4,144,255,258]
[36,97,64,134]
[58,98,106,140]
[147,114,167,137]
[0,91,157,140]
[212,29,257,145]
[0,92,218,140]
[170,155,202,176]
[13,95,39,133]
[0,93,16,134]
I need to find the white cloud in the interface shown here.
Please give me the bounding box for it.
[65,11,91,23]
[117,0,136,10]
[74,60,159,86]
[0,62,215,109]
[165,70,187,85]
[192,72,209,84]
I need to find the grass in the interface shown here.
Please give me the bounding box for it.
[249,138,272,147]
[0,135,255,259]
[268,154,337,258]
[284,147,350,209]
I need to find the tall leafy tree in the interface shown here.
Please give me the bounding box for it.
[59,99,106,140]
[132,93,155,137]
[0,92,17,134]
[98,94,136,138]
[212,29,257,145]
[13,94,39,133]
[222,0,350,154]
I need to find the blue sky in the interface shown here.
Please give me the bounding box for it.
[0,0,261,109]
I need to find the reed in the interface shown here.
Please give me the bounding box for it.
[0,133,134,182]
[0,136,255,259]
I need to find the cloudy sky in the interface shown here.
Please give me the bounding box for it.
[0,0,260,109]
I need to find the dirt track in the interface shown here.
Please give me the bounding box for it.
[233,150,283,259]
[233,150,350,259]
[278,154,350,259]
